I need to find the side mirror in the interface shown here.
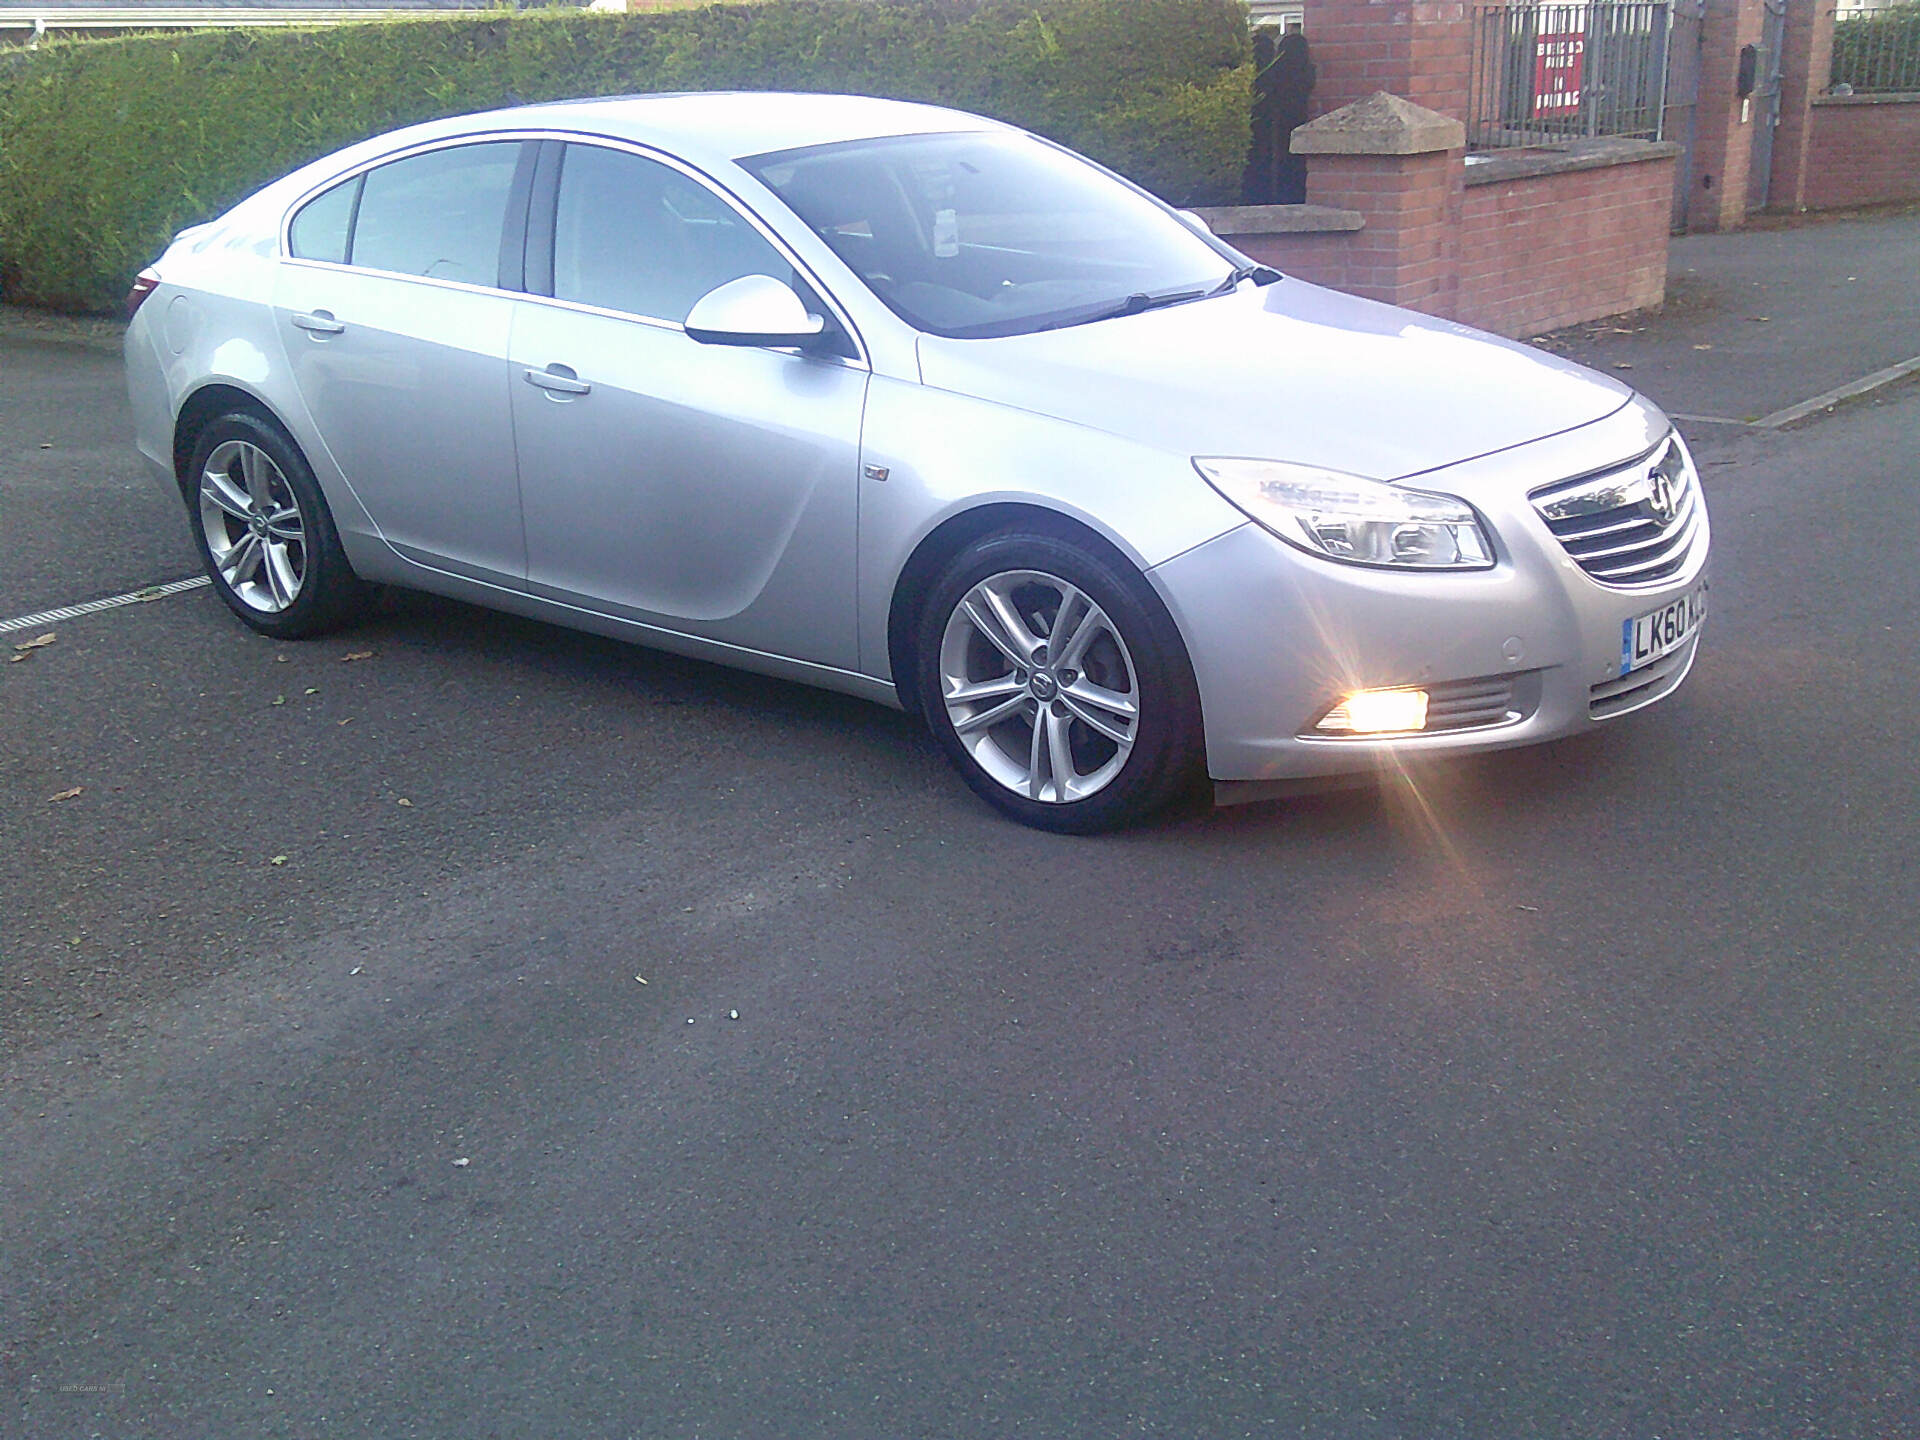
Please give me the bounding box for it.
[684,274,827,349]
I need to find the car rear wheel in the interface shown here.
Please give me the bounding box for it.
[187,412,369,639]
[917,528,1204,833]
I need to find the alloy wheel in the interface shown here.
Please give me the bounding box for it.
[937,569,1141,803]
[198,439,306,613]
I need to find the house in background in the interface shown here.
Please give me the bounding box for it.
[1248,0,1305,36]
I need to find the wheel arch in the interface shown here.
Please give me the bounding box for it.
[172,382,285,498]
[885,500,1188,719]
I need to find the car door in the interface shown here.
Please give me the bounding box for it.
[274,139,531,585]
[508,140,869,669]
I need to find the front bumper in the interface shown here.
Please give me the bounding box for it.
[1149,398,1710,783]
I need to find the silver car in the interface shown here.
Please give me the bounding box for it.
[125,92,1709,832]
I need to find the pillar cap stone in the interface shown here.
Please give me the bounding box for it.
[1291,92,1467,156]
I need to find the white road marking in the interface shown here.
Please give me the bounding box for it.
[0,575,210,636]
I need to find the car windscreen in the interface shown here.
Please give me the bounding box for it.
[740,131,1235,340]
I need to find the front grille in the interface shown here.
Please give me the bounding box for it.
[1531,435,1701,588]
[1589,634,1698,719]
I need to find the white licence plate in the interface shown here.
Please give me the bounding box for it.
[1621,583,1707,675]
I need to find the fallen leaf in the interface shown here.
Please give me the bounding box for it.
[270,695,286,706]
[270,854,289,866]
[452,1157,471,1168]
[396,797,413,808]
[304,687,318,696]
[1692,343,1713,351]
[1516,903,1541,913]
[349,966,363,975]
[47,786,83,803]
[341,651,373,663]
[13,633,57,652]
[7,653,25,664]
[1611,361,1635,370]
[634,975,648,985]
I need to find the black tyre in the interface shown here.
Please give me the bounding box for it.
[916,527,1205,833]
[184,411,370,639]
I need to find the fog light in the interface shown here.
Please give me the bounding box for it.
[1316,687,1430,735]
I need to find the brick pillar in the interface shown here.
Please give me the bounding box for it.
[1686,0,1770,231]
[1293,92,1466,317]
[1768,0,1838,212]
[1302,0,1476,124]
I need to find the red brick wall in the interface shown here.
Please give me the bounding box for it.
[1454,157,1676,336]
[1686,0,1770,230]
[1304,150,1463,311]
[1769,0,1838,211]
[1800,98,1920,209]
[1303,0,1474,122]
[1225,231,1358,291]
[1213,153,1673,337]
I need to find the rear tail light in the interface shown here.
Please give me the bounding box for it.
[126,267,162,319]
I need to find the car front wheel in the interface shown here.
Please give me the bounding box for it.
[917,529,1204,833]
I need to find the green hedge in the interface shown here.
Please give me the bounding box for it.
[0,0,1252,313]
[1830,2,1920,94]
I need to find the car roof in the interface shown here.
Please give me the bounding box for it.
[435,91,1010,166]
[229,91,1019,243]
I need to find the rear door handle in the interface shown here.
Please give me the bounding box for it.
[524,365,591,397]
[290,310,345,335]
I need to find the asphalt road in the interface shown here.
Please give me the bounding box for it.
[3,327,1918,1439]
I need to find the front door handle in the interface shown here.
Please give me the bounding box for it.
[524,365,591,397]
[290,310,345,336]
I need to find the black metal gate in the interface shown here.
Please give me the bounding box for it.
[1467,1,1675,148]
[1746,0,1787,211]
[1664,0,1705,231]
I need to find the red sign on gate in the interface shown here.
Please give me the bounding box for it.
[1533,32,1586,115]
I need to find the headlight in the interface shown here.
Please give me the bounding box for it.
[1194,458,1494,570]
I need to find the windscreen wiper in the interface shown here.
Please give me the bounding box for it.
[1209,262,1283,296]
[1035,269,1279,334]
[1072,285,1217,326]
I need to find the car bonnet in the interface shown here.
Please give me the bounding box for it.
[913,278,1636,483]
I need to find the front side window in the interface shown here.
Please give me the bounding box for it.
[552,144,794,323]
[344,141,523,286]
[741,131,1235,339]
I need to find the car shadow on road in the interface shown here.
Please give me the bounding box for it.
[353,588,1668,850]
[364,586,913,720]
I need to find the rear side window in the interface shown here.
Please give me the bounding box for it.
[346,142,523,286]
[287,175,359,264]
[551,144,793,323]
